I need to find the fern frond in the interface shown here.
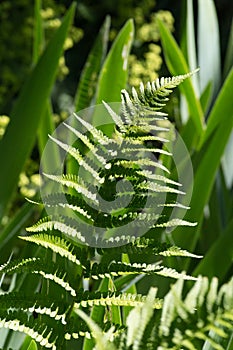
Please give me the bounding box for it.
[26,216,86,243]
[37,269,77,297]
[0,257,39,275]
[123,134,169,144]
[122,69,199,113]
[63,122,107,164]
[0,257,77,297]
[75,308,117,350]
[155,218,197,228]
[0,69,203,349]
[0,310,59,349]
[98,238,202,260]
[74,112,114,145]
[19,233,86,268]
[85,261,158,280]
[158,246,202,258]
[41,193,96,223]
[157,276,233,349]
[74,290,162,309]
[126,287,157,349]
[43,173,99,204]
[85,261,196,281]
[138,180,185,195]
[48,135,104,184]
[122,146,171,156]
[115,158,169,173]
[137,170,181,186]
[0,292,68,324]
[102,100,127,134]
[154,266,197,280]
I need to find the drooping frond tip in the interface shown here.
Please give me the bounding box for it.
[121,68,200,113]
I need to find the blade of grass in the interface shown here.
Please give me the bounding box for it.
[193,217,233,282]
[33,0,60,168]
[158,19,205,139]
[0,202,38,264]
[74,16,111,111]
[185,0,199,94]
[108,278,122,326]
[172,69,233,257]
[222,131,233,189]
[198,0,221,98]
[200,68,233,146]
[121,253,137,322]
[95,19,134,104]
[0,3,75,221]
[37,101,61,173]
[20,338,38,350]
[223,18,233,80]
[83,277,109,350]
[68,16,111,175]
[32,0,44,65]
[180,83,212,150]
[221,19,233,188]
[93,19,134,135]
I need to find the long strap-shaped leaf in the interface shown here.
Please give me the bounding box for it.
[158,19,205,139]
[173,69,233,258]
[0,3,75,221]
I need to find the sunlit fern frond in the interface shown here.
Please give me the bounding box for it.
[85,261,197,281]
[0,70,201,349]
[0,257,78,297]
[19,233,87,268]
[74,290,163,309]
[121,69,199,117]
[35,71,198,248]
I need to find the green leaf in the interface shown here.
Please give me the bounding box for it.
[0,3,75,220]
[0,202,36,264]
[93,19,134,136]
[76,309,116,350]
[223,18,233,80]
[33,0,59,170]
[201,68,233,146]
[197,0,221,97]
[95,19,134,104]
[121,253,137,322]
[83,277,110,350]
[185,0,199,94]
[74,16,111,111]
[200,81,212,114]
[222,131,233,189]
[173,69,233,254]
[70,16,111,175]
[158,19,204,139]
[32,0,44,64]
[37,101,60,173]
[194,218,233,282]
[179,0,199,125]
[20,338,38,350]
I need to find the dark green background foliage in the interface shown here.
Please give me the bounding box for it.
[1,0,232,113]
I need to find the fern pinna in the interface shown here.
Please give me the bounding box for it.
[0,70,216,350]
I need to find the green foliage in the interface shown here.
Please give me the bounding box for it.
[0,3,76,221]
[0,0,82,111]
[157,0,233,281]
[0,1,232,349]
[77,276,233,350]
[0,71,200,348]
